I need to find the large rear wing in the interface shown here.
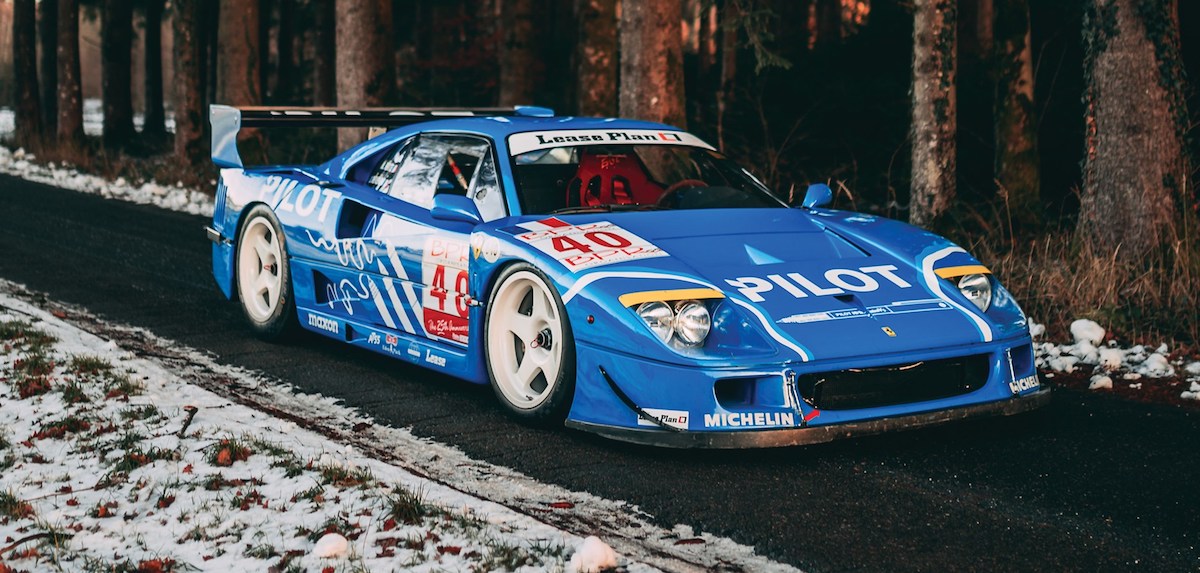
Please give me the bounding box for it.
[209,104,554,168]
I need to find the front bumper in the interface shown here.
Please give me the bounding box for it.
[565,335,1047,448]
[567,386,1050,448]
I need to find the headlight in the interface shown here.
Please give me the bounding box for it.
[636,301,675,343]
[673,300,711,346]
[957,273,992,312]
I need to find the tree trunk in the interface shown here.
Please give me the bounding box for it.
[619,0,687,128]
[960,0,992,57]
[205,1,219,105]
[314,0,336,106]
[101,0,134,148]
[574,0,617,116]
[717,0,738,150]
[498,0,541,106]
[217,0,261,127]
[38,0,56,137]
[56,0,83,148]
[259,0,272,100]
[142,0,167,141]
[335,0,393,150]
[909,0,957,228]
[12,0,41,148]
[1079,0,1190,259]
[276,0,295,104]
[814,0,841,47]
[993,0,1039,227]
[173,0,206,166]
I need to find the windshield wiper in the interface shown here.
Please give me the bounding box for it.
[548,203,661,215]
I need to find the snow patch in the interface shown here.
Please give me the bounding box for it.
[0,145,213,216]
[1069,319,1105,345]
[311,533,349,559]
[1182,382,1200,401]
[568,536,620,573]
[1088,375,1113,390]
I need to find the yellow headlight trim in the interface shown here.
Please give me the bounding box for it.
[934,265,991,279]
[618,288,725,307]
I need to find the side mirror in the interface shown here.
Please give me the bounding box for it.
[431,194,483,225]
[801,183,833,209]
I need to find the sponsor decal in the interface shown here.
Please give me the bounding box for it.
[306,313,339,334]
[259,176,343,223]
[421,236,471,344]
[367,332,381,345]
[407,343,421,359]
[1009,374,1039,394]
[424,350,447,367]
[881,326,897,337]
[635,408,689,431]
[514,219,667,272]
[386,333,399,346]
[778,298,951,325]
[726,265,913,303]
[703,411,795,428]
[508,129,715,156]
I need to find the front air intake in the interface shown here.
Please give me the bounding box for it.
[797,354,990,410]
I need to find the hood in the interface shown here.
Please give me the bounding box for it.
[512,209,994,363]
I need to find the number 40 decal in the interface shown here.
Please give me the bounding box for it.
[550,231,633,255]
[429,264,469,318]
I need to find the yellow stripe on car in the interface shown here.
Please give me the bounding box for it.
[618,288,725,307]
[934,265,991,279]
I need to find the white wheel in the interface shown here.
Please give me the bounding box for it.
[485,264,574,421]
[235,206,297,339]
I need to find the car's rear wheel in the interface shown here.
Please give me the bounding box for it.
[235,206,297,340]
[484,263,575,423]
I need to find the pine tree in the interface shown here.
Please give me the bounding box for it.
[101,0,135,148]
[12,0,42,147]
[619,0,686,128]
[574,0,617,117]
[909,0,958,228]
[56,0,83,148]
[173,0,207,165]
[1079,0,1191,258]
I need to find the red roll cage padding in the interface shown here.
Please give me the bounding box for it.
[565,151,664,208]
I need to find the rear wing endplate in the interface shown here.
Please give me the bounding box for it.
[209,104,554,168]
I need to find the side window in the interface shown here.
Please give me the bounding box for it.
[366,137,415,192]
[468,153,506,221]
[389,137,449,207]
[389,135,505,221]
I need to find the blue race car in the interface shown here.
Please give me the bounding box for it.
[205,104,1049,448]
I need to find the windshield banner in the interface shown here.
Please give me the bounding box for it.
[508,129,715,156]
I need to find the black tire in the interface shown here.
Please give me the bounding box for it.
[234,205,298,340]
[483,263,576,423]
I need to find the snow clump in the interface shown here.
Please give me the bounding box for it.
[1088,375,1113,390]
[1070,319,1105,345]
[567,536,619,573]
[312,533,350,559]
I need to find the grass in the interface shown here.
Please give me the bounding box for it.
[206,437,253,467]
[317,462,374,488]
[0,320,57,351]
[382,486,429,526]
[0,490,34,520]
[31,416,92,440]
[68,355,113,375]
[102,371,144,400]
[942,195,1200,349]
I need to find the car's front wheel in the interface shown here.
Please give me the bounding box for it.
[235,205,297,340]
[484,263,575,423]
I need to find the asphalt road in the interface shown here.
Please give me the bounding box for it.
[2,174,1198,572]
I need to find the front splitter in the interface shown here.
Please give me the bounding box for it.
[565,387,1052,449]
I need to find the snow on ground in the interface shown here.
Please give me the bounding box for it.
[1030,319,1200,400]
[0,146,213,217]
[0,292,638,572]
[0,281,800,573]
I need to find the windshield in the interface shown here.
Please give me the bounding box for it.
[510,143,787,215]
